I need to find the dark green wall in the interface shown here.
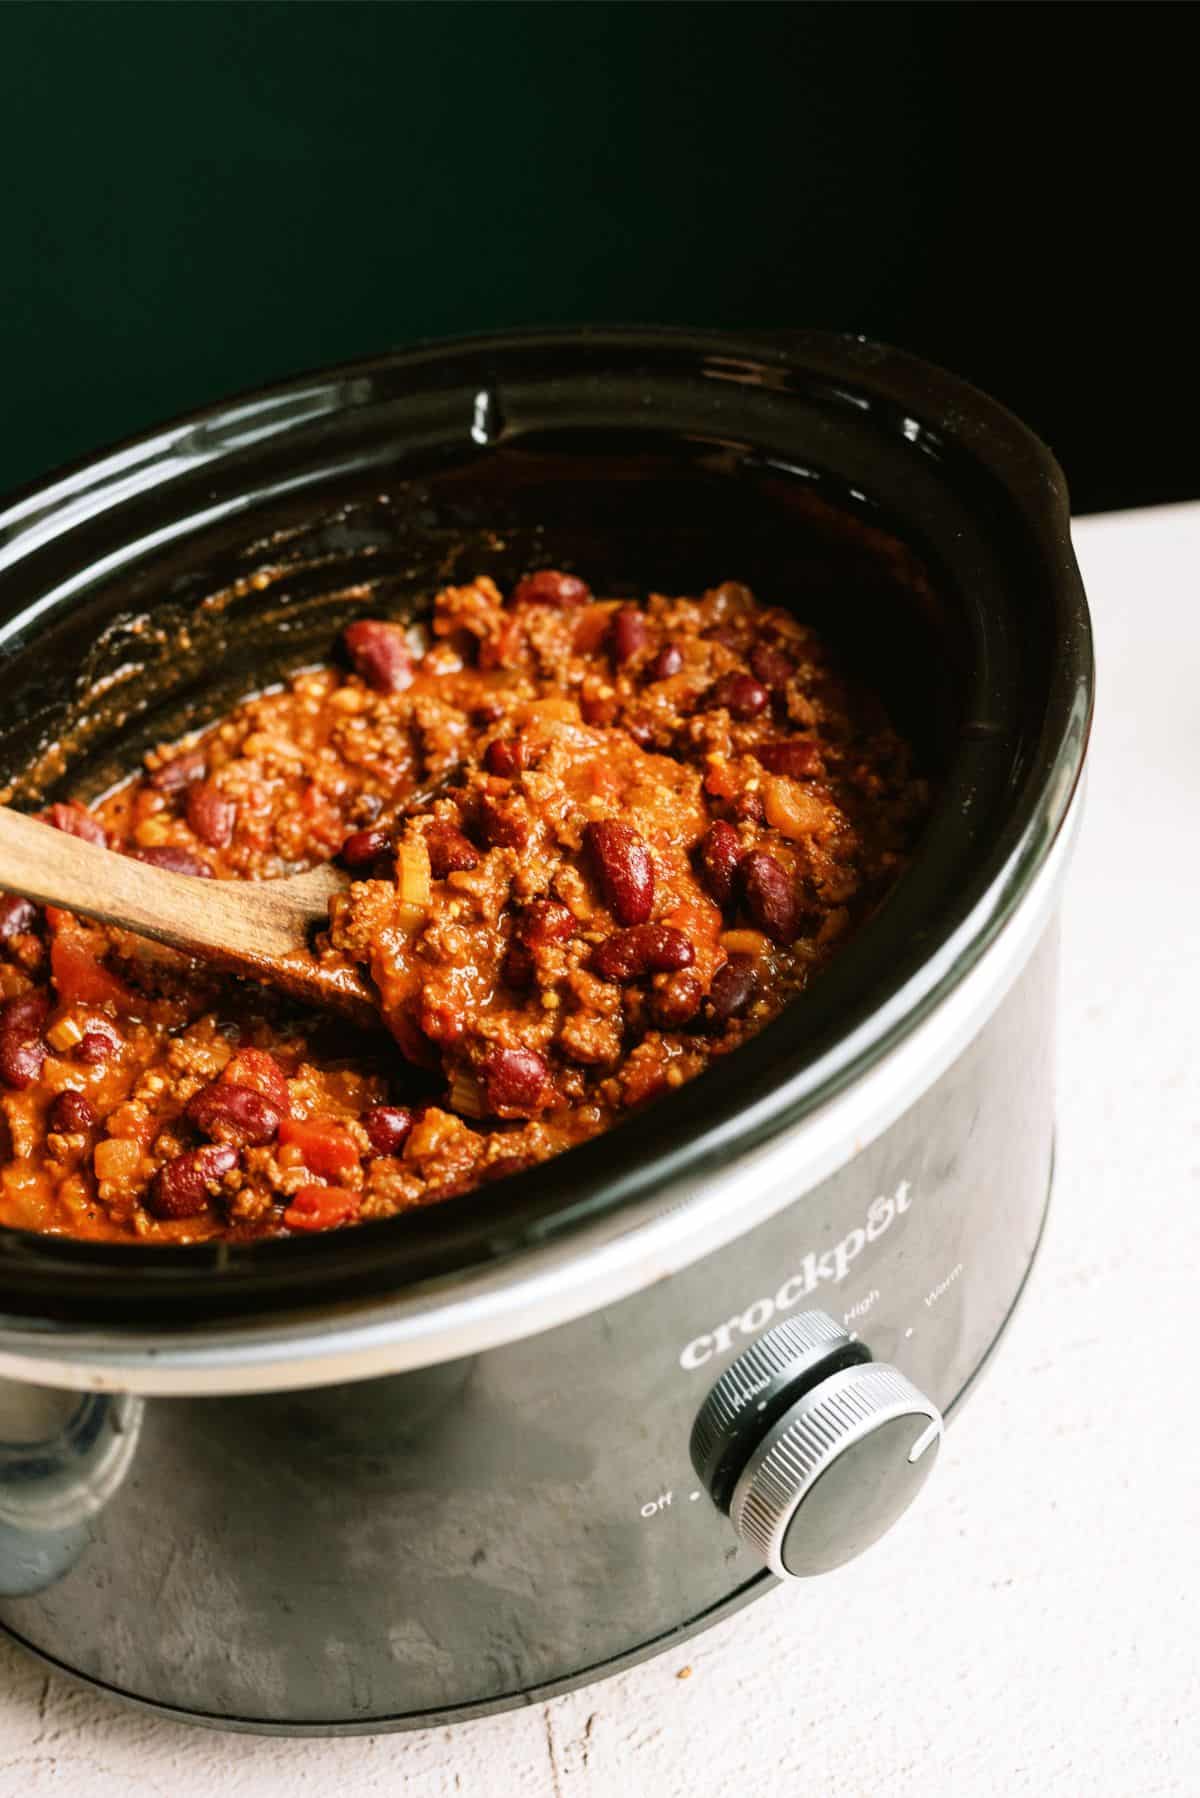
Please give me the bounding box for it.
[4,3,1198,512]
[1,2,947,492]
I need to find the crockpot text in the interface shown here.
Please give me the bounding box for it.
[678,1180,913,1370]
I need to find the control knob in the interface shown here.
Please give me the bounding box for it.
[690,1311,942,1578]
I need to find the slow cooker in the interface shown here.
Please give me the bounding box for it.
[0,329,1092,1732]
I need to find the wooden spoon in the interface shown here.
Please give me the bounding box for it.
[0,796,440,1027]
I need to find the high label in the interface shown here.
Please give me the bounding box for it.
[678,1180,913,1370]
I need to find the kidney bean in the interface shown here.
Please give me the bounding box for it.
[339,825,393,872]
[0,1112,11,1163]
[647,643,683,681]
[625,716,656,749]
[510,570,592,609]
[580,690,618,728]
[48,1090,97,1135]
[478,795,529,850]
[734,788,766,825]
[186,1081,281,1147]
[147,1143,239,1220]
[740,850,799,944]
[753,739,822,780]
[426,823,481,877]
[585,821,654,926]
[699,820,743,908]
[572,604,613,656]
[283,1185,360,1232]
[186,782,237,849]
[707,673,769,720]
[749,643,795,691]
[77,1020,122,1065]
[45,803,106,847]
[222,1048,291,1115]
[502,942,536,987]
[520,899,575,946]
[482,1045,553,1115]
[0,895,39,941]
[651,968,704,1027]
[129,845,214,877]
[479,613,526,672]
[612,607,649,664]
[707,956,758,1022]
[149,748,207,794]
[362,1104,415,1156]
[471,697,507,727]
[343,619,415,693]
[591,923,696,983]
[484,735,531,777]
[0,990,50,1089]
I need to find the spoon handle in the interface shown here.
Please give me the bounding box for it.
[0,805,345,964]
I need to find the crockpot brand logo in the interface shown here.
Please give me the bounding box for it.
[678,1180,914,1370]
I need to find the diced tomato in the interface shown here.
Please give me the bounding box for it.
[50,933,134,1010]
[277,1115,360,1179]
[283,1185,360,1233]
[587,760,622,801]
[664,894,724,951]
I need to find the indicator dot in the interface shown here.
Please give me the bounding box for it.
[904,1328,914,1339]
[689,1491,701,1502]
[756,1400,766,1411]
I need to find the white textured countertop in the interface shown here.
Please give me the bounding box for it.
[3,504,1197,1796]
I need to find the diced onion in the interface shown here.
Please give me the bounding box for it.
[448,1071,486,1118]
[719,929,771,960]
[522,697,580,723]
[93,1139,142,1182]
[763,774,827,841]
[395,835,432,909]
[47,1016,85,1052]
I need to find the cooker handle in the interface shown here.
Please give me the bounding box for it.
[0,1380,142,1596]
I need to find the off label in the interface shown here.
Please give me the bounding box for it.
[638,1489,703,1519]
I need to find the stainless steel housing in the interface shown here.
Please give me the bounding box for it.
[0,330,1093,1728]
